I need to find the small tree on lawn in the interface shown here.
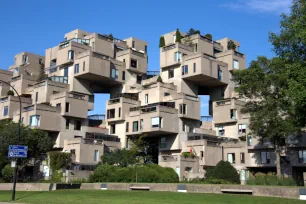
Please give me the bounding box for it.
[175,29,182,43]
[227,40,237,50]
[159,36,165,48]
[206,161,240,183]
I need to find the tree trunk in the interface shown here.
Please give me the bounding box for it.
[275,146,281,177]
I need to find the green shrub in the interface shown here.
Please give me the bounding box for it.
[181,152,196,159]
[206,161,240,183]
[175,29,182,43]
[185,177,233,184]
[246,172,296,186]
[204,34,213,40]
[89,164,179,183]
[7,90,14,96]
[156,76,163,82]
[227,40,237,50]
[51,171,63,183]
[70,178,88,184]
[49,152,71,171]
[159,36,165,48]
[1,164,13,182]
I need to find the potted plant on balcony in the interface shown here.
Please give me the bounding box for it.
[175,29,182,43]
[159,36,165,48]
[7,90,14,96]
[227,40,237,50]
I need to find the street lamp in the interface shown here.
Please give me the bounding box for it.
[0,79,22,201]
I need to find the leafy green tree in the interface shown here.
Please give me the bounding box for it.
[107,33,114,39]
[49,152,71,171]
[101,149,136,167]
[37,63,47,82]
[204,33,212,40]
[175,29,182,43]
[159,36,165,48]
[1,164,14,182]
[206,161,240,183]
[7,90,14,96]
[227,40,237,50]
[233,56,301,176]
[186,28,200,36]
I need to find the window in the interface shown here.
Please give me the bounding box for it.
[35,92,38,103]
[74,120,81,131]
[107,109,115,119]
[261,152,271,164]
[3,106,8,116]
[64,67,69,77]
[132,40,135,48]
[83,61,85,71]
[74,64,79,74]
[164,92,170,96]
[65,102,70,113]
[182,122,186,132]
[298,150,306,163]
[122,71,125,80]
[30,115,40,127]
[133,121,139,132]
[200,151,204,159]
[182,65,188,75]
[71,149,75,155]
[14,67,19,74]
[145,45,147,53]
[193,63,196,73]
[160,137,167,148]
[247,136,252,146]
[240,153,245,164]
[238,124,247,135]
[126,122,129,132]
[22,55,28,64]
[140,119,143,130]
[227,153,235,164]
[194,43,198,52]
[92,41,95,50]
[137,75,142,84]
[179,104,187,114]
[118,107,121,117]
[173,35,176,43]
[145,94,148,104]
[94,150,99,162]
[152,117,162,128]
[56,103,61,108]
[131,59,137,68]
[110,124,116,134]
[66,119,70,129]
[21,117,24,124]
[111,68,118,79]
[233,60,239,69]
[217,126,225,136]
[230,109,236,120]
[168,69,174,78]
[68,50,74,60]
[189,125,194,133]
[218,66,222,80]
[174,52,181,61]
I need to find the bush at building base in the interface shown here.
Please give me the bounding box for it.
[205,161,240,184]
[89,164,179,183]
[246,172,297,186]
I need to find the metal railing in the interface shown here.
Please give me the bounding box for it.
[88,114,105,121]
[49,76,68,84]
[110,93,138,101]
[234,51,245,58]
[146,71,160,78]
[86,132,121,142]
[59,38,89,49]
[130,102,175,112]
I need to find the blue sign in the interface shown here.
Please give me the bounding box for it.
[8,145,28,158]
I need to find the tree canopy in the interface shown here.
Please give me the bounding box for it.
[175,29,182,43]
[227,40,237,50]
[186,28,200,36]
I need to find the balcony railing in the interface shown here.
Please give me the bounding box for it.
[86,132,120,142]
[49,76,68,84]
[110,93,138,101]
[234,51,245,58]
[146,71,160,79]
[88,114,105,121]
[24,105,34,112]
[200,35,213,43]
[130,102,175,112]
[162,43,176,51]
[59,38,89,49]
[0,97,8,103]
[201,116,213,121]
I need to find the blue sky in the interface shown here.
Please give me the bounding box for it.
[0,0,292,116]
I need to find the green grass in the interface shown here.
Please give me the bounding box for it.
[0,190,303,204]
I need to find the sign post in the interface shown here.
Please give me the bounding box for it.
[8,145,28,200]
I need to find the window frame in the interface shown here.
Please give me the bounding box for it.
[227,153,236,164]
[74,64,79,74]
[133,121,139,132]
[3,106,8,116]
[168,69,174,78]
[131,59,138,68]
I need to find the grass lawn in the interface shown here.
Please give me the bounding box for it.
[0,190,304,204]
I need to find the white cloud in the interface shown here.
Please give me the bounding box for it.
[221,0,292,14]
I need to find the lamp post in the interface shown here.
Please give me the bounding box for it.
[0,79,22,201]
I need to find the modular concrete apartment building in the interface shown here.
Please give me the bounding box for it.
[0,29,305,183]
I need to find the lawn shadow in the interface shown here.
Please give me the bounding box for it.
[15,191,47,201]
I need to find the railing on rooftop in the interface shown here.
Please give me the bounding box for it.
[88,114,105,121]
[49,76,68,84]
[86,132,120,142]
[146,71,160,79]
[59,38,89,49]
[110,93,138,101]
[97,34,126,45]
[130,102,175,112]
[234,51,245,58]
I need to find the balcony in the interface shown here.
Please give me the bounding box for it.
[0,96,32,120]
[106,96,139,122]
[181,53,229,87]
[117,48,148,74]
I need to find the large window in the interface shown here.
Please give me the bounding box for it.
[145,94,148,104]
[74,120,81,131]
[107,109,115,119]
[35,92,38,103]
[74,64,79,74]
[65,102,70,113]
[247,135,252,146]
[126,122,129,132]
[122,71,125,80]
[182,122,186,132]
[240,153,245,164]
[174,52,181,62]
[168,69,174,78]
[110,124,116,134]
[111,68,118,79]
[30,115,40,127]
[131,59,137,68]
[298,150,306,163]
[173,35,176,43]
[3,106,8,116]
[145,45,147,53]
[64,67,69,77]
[160,137,167,148]
[94,150,99,162]
[132,41,135,48]
[66,119,70,129]
[218,66,222,80]
[217,126,225,136]
[233,60,239,69]
[238,124,247,135]
[137,75,142,84]
[118,107,121,118]
[133,121,139,132]
[68,50,74,60]
[179,104,187,114]
[230,109,236,119]
[22,55,28,64]
[182,65,188,75]
[14,67,19,74]
[152,117,162,128]
[261,152,271,164]
[193,63,196,73]
[227,153,235,164]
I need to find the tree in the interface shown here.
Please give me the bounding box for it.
[1,164,13,182]
[227,40,237,50]
[186,28,200,36]
[204,33,212,40]
[156,75,163,83]
[233,56,301,176]
[7,90,14,96]
[206,161,240,183]
[37,63,47,82]
[101,149,136,167]
[107,33,114,39]
[175,29,182,43]
[159,36,165,48]
[49,152,71,171]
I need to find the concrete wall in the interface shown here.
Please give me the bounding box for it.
[0,183,56,191]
